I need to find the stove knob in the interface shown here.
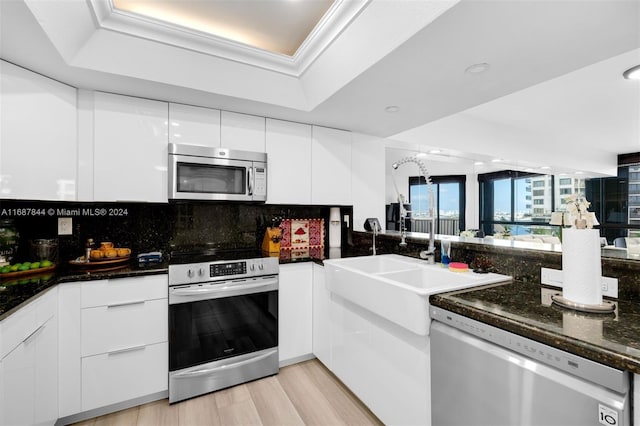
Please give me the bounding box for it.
[249,263,255,271]
[258,263,264,270]
[198,268,205,277]
[187,269,194,278]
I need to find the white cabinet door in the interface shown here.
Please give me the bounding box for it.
[81,298,167,357]
[58,282,82,418]
[312,263,331,368]
[220,111,265,152]
[80,274,167,309]
[0,288,57,426]
[81,342,167,412]
[1,334,34,426]
[278,263,313,365]
[93,92,168,202]
[0,60,77,200]
[168,103,221,147]
[311,126,352,205]
[265,119,312,204]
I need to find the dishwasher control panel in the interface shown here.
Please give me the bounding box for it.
[430,306,629,394]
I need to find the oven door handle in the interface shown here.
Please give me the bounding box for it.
[171,278,278,298]
[173,349,277,379]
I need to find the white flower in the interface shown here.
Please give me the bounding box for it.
[562,195,597,229]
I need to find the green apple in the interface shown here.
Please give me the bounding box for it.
[40,260,52,268]
[30,262,40,269]
[10,264,20,272]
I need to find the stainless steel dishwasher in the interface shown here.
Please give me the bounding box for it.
[430,306,631,426]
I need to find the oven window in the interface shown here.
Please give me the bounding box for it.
[169,291,278,371]
[177,162,246,194]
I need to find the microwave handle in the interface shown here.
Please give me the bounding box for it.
[247,167,253,196]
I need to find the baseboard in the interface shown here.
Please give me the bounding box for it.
[55,390,168,426]
[279,353,315,368]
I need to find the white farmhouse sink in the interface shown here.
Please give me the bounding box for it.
[324,254,511,336]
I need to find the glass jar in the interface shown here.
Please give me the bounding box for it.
[0,219,20,263]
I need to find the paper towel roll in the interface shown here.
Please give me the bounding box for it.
[562,228,602,305]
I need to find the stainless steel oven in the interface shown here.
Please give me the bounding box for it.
[168,253,278,403]
[168,143,267,202]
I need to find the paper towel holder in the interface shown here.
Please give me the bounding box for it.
[550,294,615,314]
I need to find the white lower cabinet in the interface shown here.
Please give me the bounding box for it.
[58,275,168,420]
[0,287,58,426]
[278,263,313,365]
[311,263,331,368]
[81,342,168,412]
[322,266,431,426]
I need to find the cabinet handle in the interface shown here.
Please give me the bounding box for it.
[107,345,146,356]
[22,324,46,345]
[107,300,145,309]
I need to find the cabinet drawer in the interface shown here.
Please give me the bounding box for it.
[0,288,56,360]
[81,298,167,357]
[81,275,167,308]
[81,341,167,412]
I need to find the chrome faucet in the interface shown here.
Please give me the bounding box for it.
[391,156,436,264]
[365,218,382,255]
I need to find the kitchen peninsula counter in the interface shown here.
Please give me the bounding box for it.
[430,282,640,374]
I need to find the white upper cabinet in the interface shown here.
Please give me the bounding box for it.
[168,103,221,147]
[265,119,312,204]
[93,92,169,202]
[311,126,352,205]
[220,111,265,152]
[0,60,77,200]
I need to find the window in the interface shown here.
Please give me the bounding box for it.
[559,188,572,195]
[408,175,465,235]
[479,171,554,236]
[559,178,572,185]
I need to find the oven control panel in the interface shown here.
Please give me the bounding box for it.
[211,261,246,277]
[169,257,279,286]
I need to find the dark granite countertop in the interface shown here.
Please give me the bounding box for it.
[0,261,168,321]
[430,281,640,374]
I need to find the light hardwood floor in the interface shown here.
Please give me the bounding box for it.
[74,359,383,426]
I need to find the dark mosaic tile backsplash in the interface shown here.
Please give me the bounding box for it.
[0,200,352,263]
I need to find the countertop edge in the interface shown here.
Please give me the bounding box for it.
[430,289,640,375]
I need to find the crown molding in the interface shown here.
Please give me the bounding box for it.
[87,0,370,77]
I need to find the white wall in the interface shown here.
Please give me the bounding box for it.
[351,132,386,232]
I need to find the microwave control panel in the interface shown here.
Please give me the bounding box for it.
[253,166,267,197]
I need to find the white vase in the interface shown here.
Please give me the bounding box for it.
[562,228,602,305]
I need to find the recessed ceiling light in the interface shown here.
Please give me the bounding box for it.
[385,105,400,113]
[540,166,551,170]
[623,65,640,80]
[416,152,427,158]
[474,161,484,166]
[575,171,584,175]
[491,158,503,163]
[464,62,490,75]
[428,149,442,154]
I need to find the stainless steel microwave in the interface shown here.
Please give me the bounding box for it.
[168,143,267,201]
